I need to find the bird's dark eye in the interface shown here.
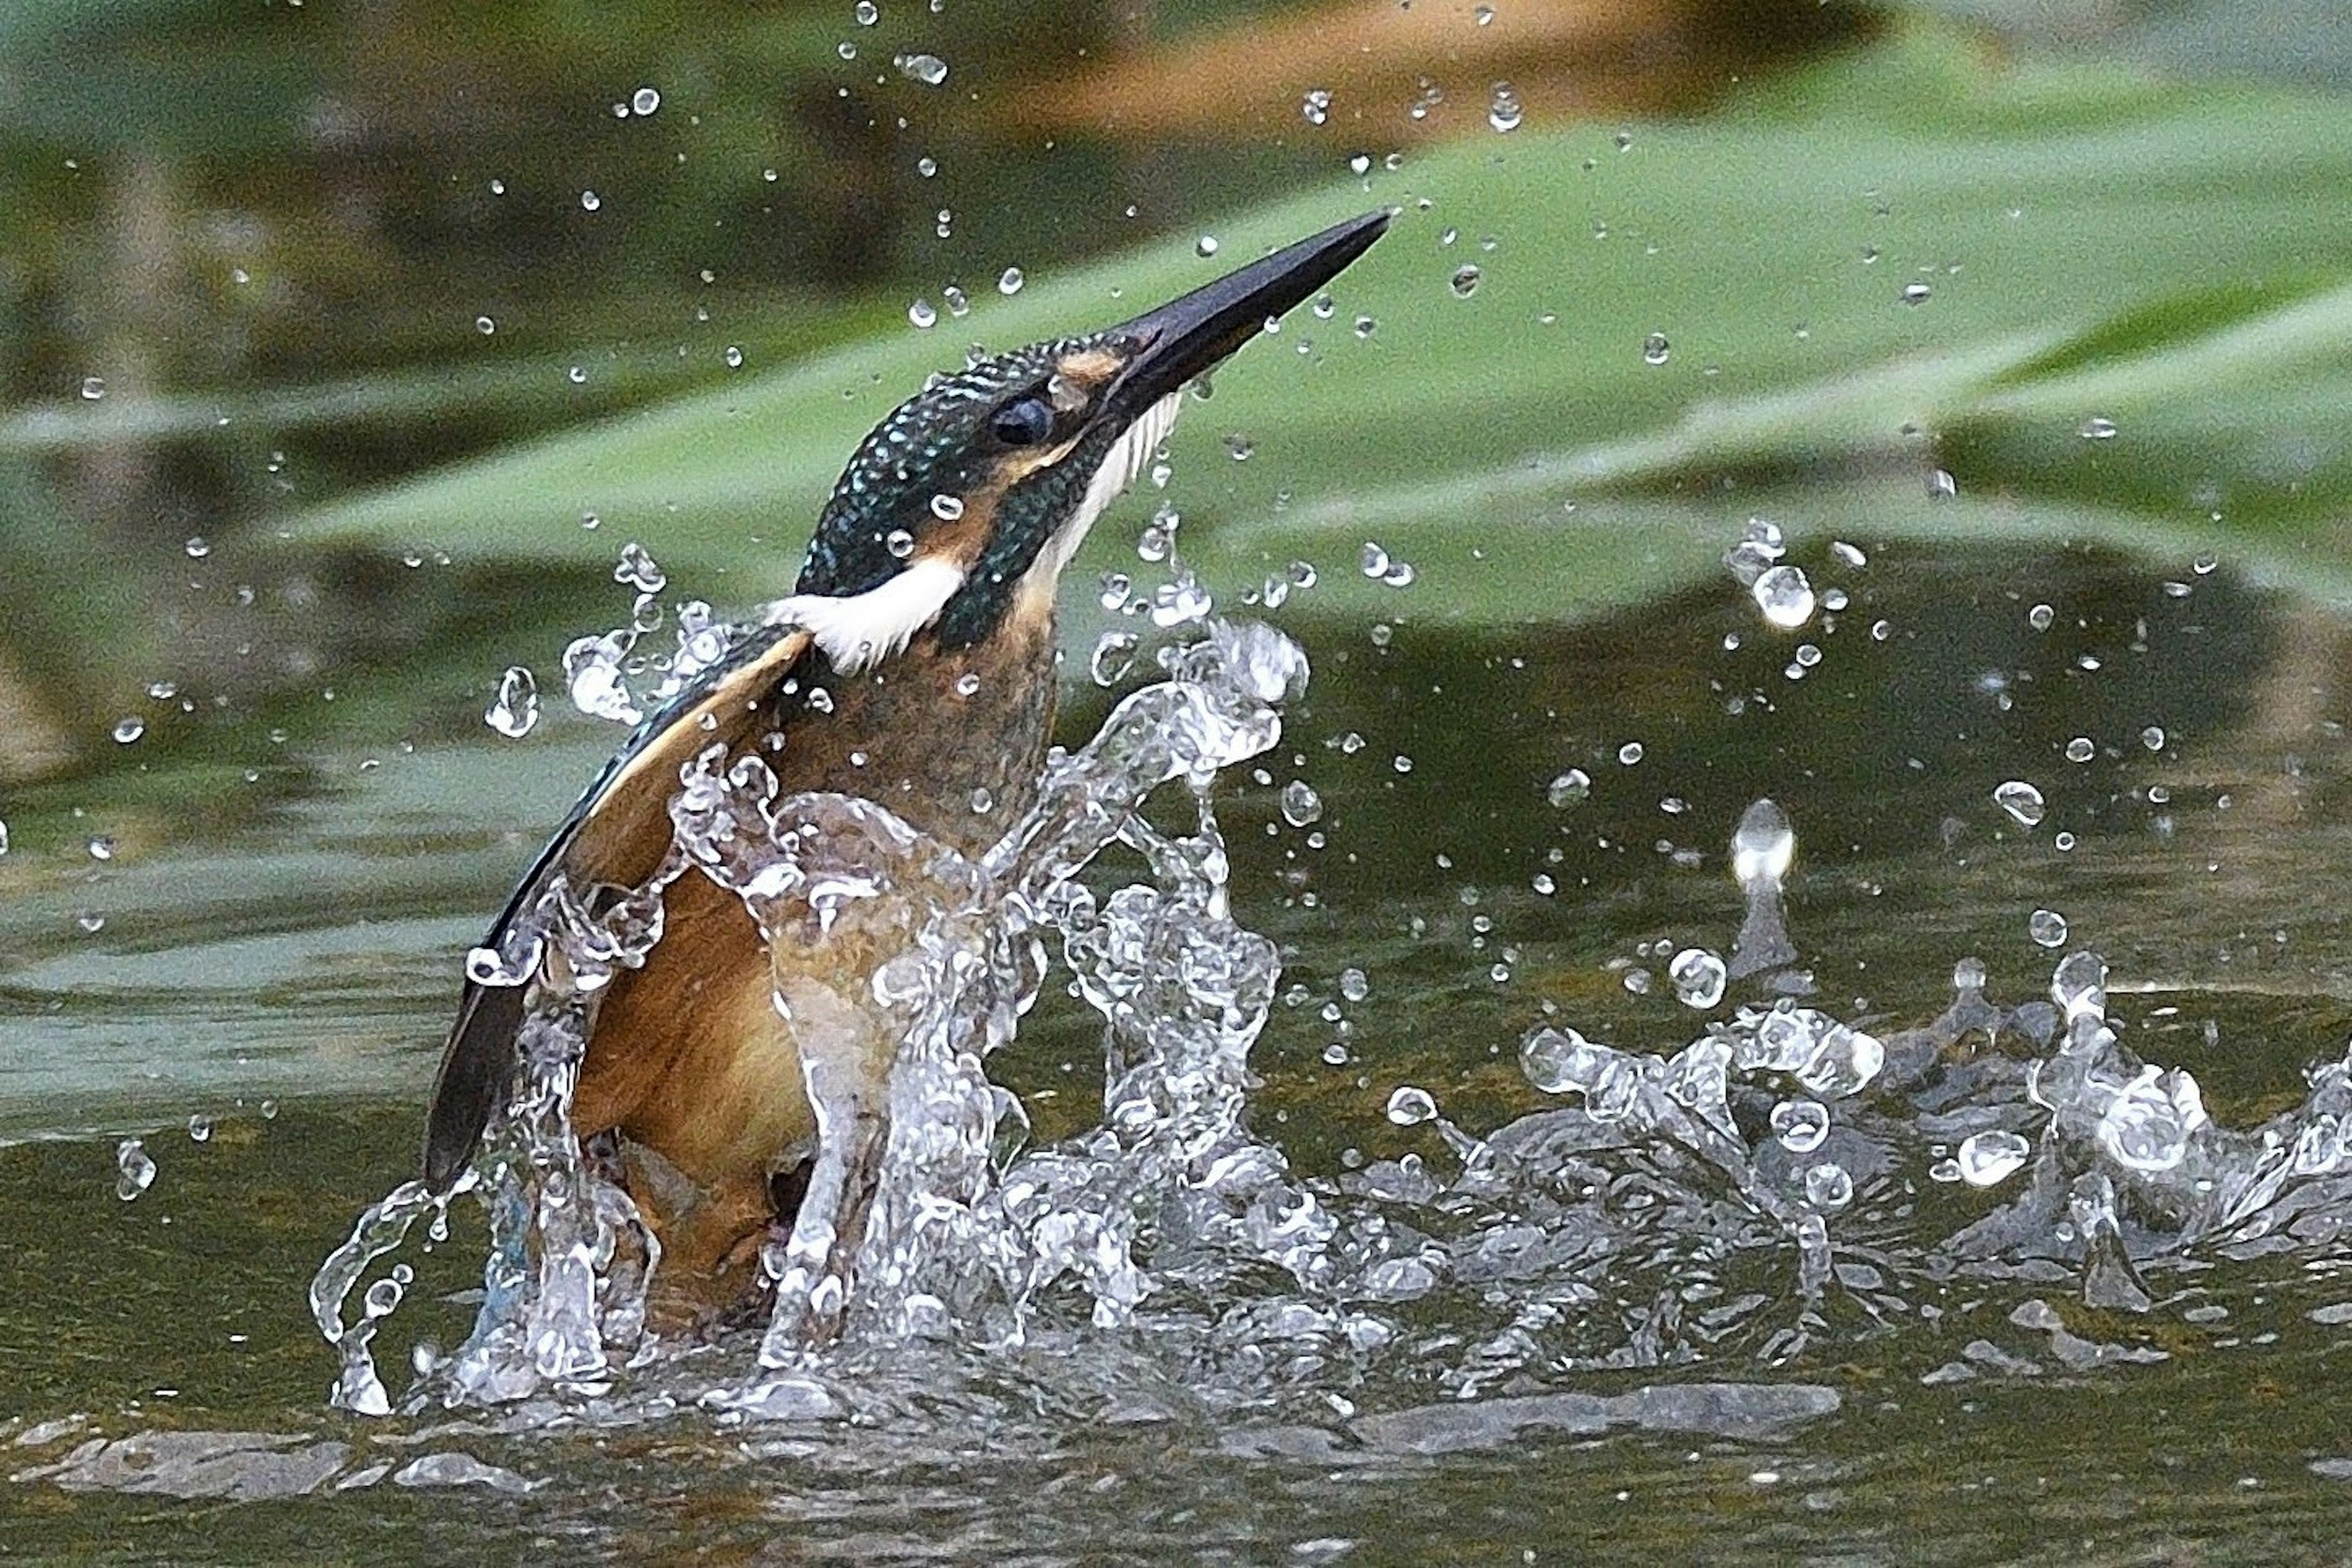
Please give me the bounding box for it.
[989,395,1055,447]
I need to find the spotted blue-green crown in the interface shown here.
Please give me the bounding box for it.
[794,331,1126,601]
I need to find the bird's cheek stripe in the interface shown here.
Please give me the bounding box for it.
[764,554,968,675]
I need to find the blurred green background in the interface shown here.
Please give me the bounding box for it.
[1,0,2348,788]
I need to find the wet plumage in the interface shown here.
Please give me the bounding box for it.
[421,212,1391,1306]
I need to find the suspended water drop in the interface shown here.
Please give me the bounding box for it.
[1642,331,1670,366]
[80,376,106,401]
[1195,235,1220,259]
[1487,82,1523,132]
[2029,908,2069,948]
[116,1138,156,1201]
[614,541,666,594]
[895,52,948,85]
[1752,564,1815,629]
[86,835,115,861]
[1385,1085,1438,1126]
[187,1113,213,1143]
[111,717,144,744]
[908,298,938,329]
[930,492,965,521]
[886,527,916,559]
[580,190,601,211]
[1668,947,1727,1009]
[1449,265,1481,298]
[1901,281,1931,305]
[1090,630,1139,687]
[1301,88,1331,126]
[1771,1098,1830,1153]
[1280,780,1323,827]
[1956,1129,2030,1186]
[998,266,1025,295]
[1224,432,1254,461]
[475,315,496,335]
[485,666,540,738]
[1993,780,2046,826]
[2079,415,2119,440]
[1339,967,1371,1003]
[1732,798,1795,889]
[1617,741,1643,766]
[1546,768,1590,807]
[725,345,744,369]
[1359,541,1390,578]
[631,85,661,116]
[855,0,880,21]
[2140,725,2166,751]
[1804,1163,1853,1208]
[2028,602,2056,630]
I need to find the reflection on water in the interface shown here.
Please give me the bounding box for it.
[10,545,2352,1556]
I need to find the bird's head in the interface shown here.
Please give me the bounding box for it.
[771,209,1390,674]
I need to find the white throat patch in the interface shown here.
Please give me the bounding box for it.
[764,554,965,675]
[1039,390,1182,582]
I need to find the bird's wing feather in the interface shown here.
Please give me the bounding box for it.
[421,624,815,1190]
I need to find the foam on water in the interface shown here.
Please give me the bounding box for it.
[316,620,2352,1425]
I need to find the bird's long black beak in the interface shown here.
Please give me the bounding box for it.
[1101,209,1392,421]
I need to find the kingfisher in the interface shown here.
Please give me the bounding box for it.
[421,211,1390,1308]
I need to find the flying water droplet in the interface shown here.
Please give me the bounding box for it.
[116,1139,156,1200]
[111,717,144,744]
[631,86,661,116]
[1771,1098,1830,1153]
[886,528,916,559]
[1359,542,1390,578]
[187,1113,213,1143]
[1752,564,1815,629]
[1994,780,2046,826]
[485,666,540,738]
[998,266,1024,295]
[2079,416,2118,440]
[1385,1085,1438,1126]
[1643,331,1670,366]
[614,541,666,594]
[895,52,948,85]
[1487,82,1523,132]
[1195,235,1220,259]
[1668,947,1727,1008]
[930,492,965,521]
[1280,780,1323,827]
[1956,1129,2030,1186]
[1301,88,1331,125]
[1090,630,1139,687]
[80,376,106,401]
[2029,908,2069,948]
[1546,768,1590,807]
[1449,265,1482,298]
[908,298,938,329]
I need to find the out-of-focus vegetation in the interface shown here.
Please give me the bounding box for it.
[2,0,2349,779]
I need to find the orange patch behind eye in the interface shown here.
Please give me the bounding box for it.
[917,489,999,572]
[1053,346,1125,386]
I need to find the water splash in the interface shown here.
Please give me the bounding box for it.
[318,616,2352,1420]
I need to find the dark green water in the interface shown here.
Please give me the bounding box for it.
[6,537,2352,1561]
